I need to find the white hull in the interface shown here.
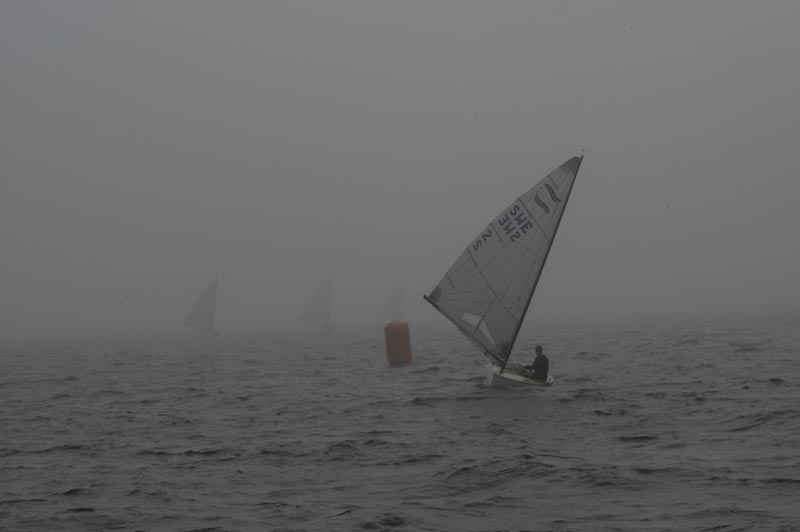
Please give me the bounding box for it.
[485,363,554,388]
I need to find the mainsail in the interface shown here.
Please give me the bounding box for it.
[378,280,405,321]
[299,275,333,332]
[424,155,583,369]
[185,277,218,334]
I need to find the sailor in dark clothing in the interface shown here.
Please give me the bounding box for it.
[525,345,549,382]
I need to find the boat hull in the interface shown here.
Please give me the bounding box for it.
[485,363,554,388]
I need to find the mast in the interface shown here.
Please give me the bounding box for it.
[500,154,583,371]
[209,277,218,333]
[326,274,333,333]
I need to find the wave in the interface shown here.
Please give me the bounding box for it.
[137,447,232,457]
[411,365,440,374]
[729,341,767,352]
[722,409,799,432]
[760,477,800,485]
[255,446,313,460]
[30,443,93,454]
[633,465,684,475]
[3,321,799,531]
[173,526,229,532]
[59,488,91,496]
[593,409,628,416]
[126,488,172,501]
[88,389,124,398]
[182,448,232,456]
[575,466,644,489]
[0,498,48,505]
[617,435,659,442]
[374,452,448,466]
[47,392,72,400]
[359,513,408,529]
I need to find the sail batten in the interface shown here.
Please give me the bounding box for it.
[425,155,583,366]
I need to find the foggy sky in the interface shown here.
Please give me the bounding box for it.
[2,1,799,339]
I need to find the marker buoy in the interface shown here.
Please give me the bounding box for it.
[384,320,412,367]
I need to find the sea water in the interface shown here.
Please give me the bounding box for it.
[2,314,799,531]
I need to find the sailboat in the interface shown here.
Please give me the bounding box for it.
[299,275,333,333]
[377,280,405,321]
[185,277,219,335]
[424,155,584,387]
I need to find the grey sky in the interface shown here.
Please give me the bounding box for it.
[2,1,798,339]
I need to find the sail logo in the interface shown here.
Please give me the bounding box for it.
[545,184,562,203]
[534,184,562,215]
[497,202,532,243]
[534,194,550,214]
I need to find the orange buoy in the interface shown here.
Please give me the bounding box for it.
[384,320,412,367]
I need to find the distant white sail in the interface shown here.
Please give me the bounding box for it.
[299,276,333,332]
[378,280,405,321]
[185,277,218,334]
[425,156,583,369]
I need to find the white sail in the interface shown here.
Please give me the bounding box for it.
[299,276,333,332]
[377,280,405,321]
[425,156,583,368]
[185,277,218,334]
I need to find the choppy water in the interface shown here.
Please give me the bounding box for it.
[2,314,799,531]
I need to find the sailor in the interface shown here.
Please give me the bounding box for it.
[526,345,549,382]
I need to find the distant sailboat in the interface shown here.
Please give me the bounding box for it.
[377,280,405,321]
[299,276,333,333]
[424,155,584,386]
[185,277,218,335]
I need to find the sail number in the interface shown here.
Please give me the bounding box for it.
[497,203,533,243]
[472,229,494,252]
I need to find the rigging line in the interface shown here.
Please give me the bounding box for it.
[491,241,529,301]
[471,300,496,340]
[466,247,507,313]
[442,289,495,299]
[515,243,544,324]
[497,248,529,322]
[444,297,496,306]
[446,278,493,290]
[471,261,516,340]
[442,288,495,299]
[446,265,485,284]
[514,238,543,258]
[424,295,501,360]
[462,243,526,337]
[480,232,527,278]
[479,249,512,278]
[437,281,496,297]
[489,247,523,314]
[466,244,507,273]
